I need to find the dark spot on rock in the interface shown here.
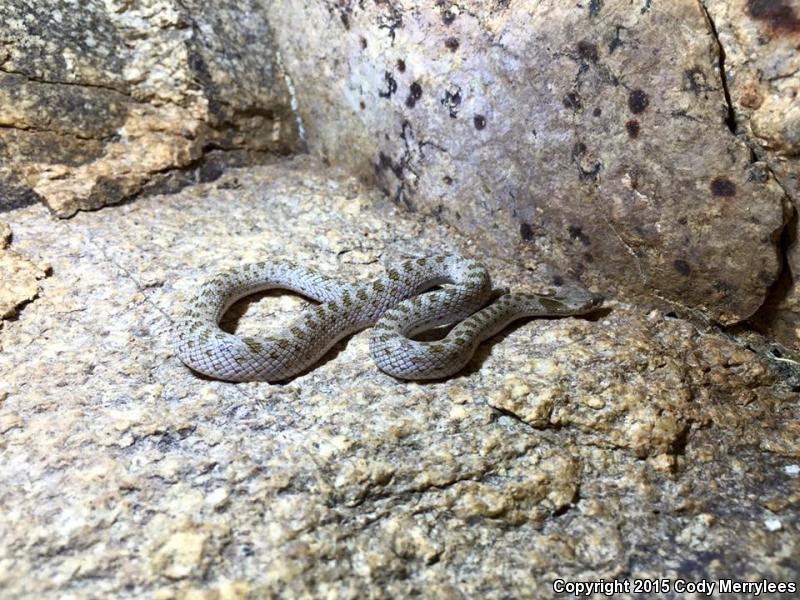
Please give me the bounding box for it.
[747,0,800,34]
[445,37,460,51]
[589,0,604,17]
[628,89,649,114]
[626,119,641,138]
[593,107,602,117]
[89,176,128,206]
[406,81,423,108]
[673,259,691,276]
[609,25,625,52]
[710,177,737,197]
[188,50,214,89]
[583,252,594,263]
[441,86,462,118]
[198,161,224,183]
[677,216,688,225]
[376,4,404,40]
[577,40,599,62]
[473,114,487,129]
[568,225,591,246]
[563,92,582,110]
[378,71,397,99]
[378,152,393,170]
[359,100,366,110]
[574,159,603,181]
[442,10,456,25]
[748,163,770,183]
[758,270,774,285]
[443,175,453,185]
[520,222,535,241]
[714,280,736,293]
[340,13,350,29]
[684,67,709,95]
[397,59,406,72]
[573,142,587,156]
[552,274,564,286]
[360,36,367,49]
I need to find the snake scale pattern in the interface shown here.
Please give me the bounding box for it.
[176,255,602,382]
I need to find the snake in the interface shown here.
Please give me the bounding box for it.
[175,255,603,382]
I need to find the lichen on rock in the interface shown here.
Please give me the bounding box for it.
[270,0,787,326]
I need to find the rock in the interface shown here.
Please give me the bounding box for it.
[0,0,299,217]
[152,531,208,580]
[0,221,50,320]
[701,0,800,349]
[0,221,11,248]
[0,158,797,596]
[269,0,787,326]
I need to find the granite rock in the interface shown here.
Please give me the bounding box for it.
[0,159,797,597]
[701,0,800,348]
[0,220,50,322]
[269,0,788,327]
[0,0,299,217]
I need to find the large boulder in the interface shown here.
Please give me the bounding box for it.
[703,0,800,348]
[0,0,299,217]
[270,0,788,325]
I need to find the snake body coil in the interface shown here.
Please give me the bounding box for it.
[176,255,601,382]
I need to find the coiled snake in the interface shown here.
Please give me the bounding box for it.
[175,255,602,382]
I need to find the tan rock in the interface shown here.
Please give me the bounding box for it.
[0,223,50,319]
[0,144,797,598]
[702,0,800,348]
[0,1,299,216]
[152,531,208,580]
[0,222,11,249]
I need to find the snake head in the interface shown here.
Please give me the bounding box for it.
[538,288,604,315]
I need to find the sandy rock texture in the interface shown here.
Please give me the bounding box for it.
[0,159,797,597]
[269,0,788,328]
[0,0,299,217]
[0,219,50,323]
[702,0,800,348]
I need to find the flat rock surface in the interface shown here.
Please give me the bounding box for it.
[0,158,798,598]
